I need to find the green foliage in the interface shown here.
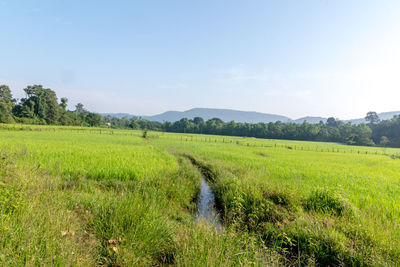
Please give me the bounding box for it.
[380,136,389,147]
[142,129,148,139]
[304,189,353,216]
[0,85,14,123]
[0,85,13,101]
[366,111,380,124]
[18,85,60,124]
[0,102,14,123]
[160,116,377,146]
[2,85,108,127]
[85,112,103,127]
[59,97,68,110]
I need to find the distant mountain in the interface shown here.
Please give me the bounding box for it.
[296,111,400,124]
[346,111,400,124]
[142,108,291,123]
[102,109,400,124]
[102,113,135,119]
[294,117,327,124]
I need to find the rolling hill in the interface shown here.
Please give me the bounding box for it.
[103,108,400,124]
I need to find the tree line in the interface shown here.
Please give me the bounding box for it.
[151,116,400,147]
[0,84,103,127]
[1,84,400,147]
[107,112,400,148]
[107,114,400,148]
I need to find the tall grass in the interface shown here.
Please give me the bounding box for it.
[0,128,272,266]
[1,126,399,265]
[152,133,400,265]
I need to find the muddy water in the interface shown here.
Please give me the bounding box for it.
[196,177,221,227]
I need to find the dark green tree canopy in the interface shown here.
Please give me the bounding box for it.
[60,97,68,110]
[16,85,60,124]
[75,103,85,114]
[0,85,13,102]
[5,84,104,127]
[365,111,380,124]
[193,117,204,124]
[0,85,15,123]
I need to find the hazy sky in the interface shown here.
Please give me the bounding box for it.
[1,0,400,119]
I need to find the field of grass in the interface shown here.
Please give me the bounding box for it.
[1,124,399,266]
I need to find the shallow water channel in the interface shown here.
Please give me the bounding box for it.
[196,177,221,227]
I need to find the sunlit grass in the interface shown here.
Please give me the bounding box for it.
[1,125,399,265]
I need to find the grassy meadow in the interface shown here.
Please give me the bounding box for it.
[1,124,399,266]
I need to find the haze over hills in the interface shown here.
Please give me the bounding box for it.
[103,108,290,123]
[103,108,400,124]
[294,117,327,124]
[146,108,292,123]
[345,111,400,124]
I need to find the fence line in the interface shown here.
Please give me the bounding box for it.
[0,124,394,157]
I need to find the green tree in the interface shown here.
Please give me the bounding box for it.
[85,112,103,126]
[193,117,204,124]
[327,117,339,128]
[21,99,36,118]
[19,85,60,124]
[128,118,140,129]
[0,85,15,123]
[380,136,390,147]
[60,97,68,110]
[75,103,85,114]
[350,123,375,146]
[41,88,59,124]
[0,85,13,101]
[365,111,380,125]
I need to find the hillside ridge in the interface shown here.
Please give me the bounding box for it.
[102,108,400,124]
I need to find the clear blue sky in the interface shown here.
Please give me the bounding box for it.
[1,0,400,119]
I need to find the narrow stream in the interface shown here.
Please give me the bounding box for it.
[196,177,221,227]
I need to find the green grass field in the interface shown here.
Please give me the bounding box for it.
[1,125,399,266]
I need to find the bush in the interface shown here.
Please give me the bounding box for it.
[304,189,352,217]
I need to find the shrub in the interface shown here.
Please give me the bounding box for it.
[304,189,352,217]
